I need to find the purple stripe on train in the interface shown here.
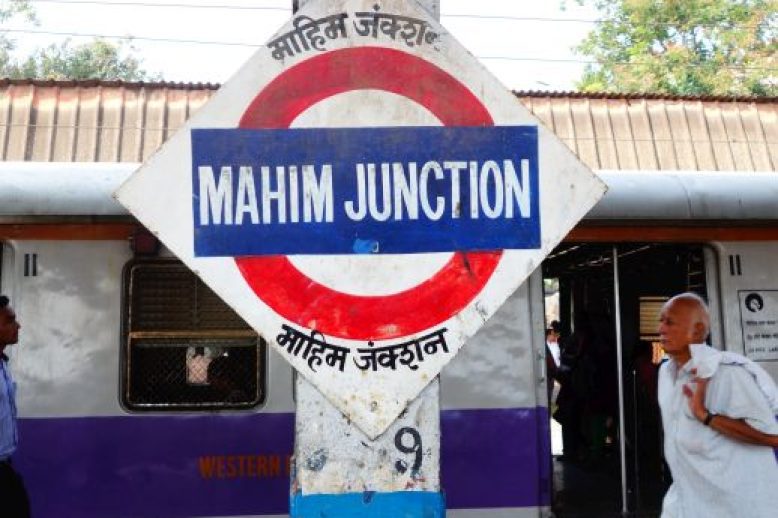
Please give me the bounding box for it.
[442,407,551,510]
[18,413,295,517]
[16,407,550,517]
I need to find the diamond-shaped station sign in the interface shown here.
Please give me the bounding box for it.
[115,0,606,439]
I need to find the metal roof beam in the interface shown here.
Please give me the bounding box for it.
[1,163,778,221]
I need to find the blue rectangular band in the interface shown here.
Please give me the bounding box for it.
[290,490,446,517]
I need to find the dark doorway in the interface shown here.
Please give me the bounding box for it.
[542,243,709,516]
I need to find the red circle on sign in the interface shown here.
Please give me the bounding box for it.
[236,46,501,340]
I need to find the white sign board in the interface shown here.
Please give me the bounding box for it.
[739,290,778,361]
[115,0,606,438]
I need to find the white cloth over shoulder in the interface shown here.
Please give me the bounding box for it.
[659,350,778,518]
[690,343,778,414]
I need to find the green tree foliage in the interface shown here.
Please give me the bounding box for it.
[0,0,35,72]
[10,39,160,81]
[572,0,777,96]
[0,0,158,81]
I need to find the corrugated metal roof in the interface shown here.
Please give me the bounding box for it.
[517,95,776,172]
[0,81,215,163]
[1,79,775,171]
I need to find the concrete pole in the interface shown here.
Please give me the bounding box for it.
[287,4,444,517]
[291,377,443,516]
[294,0,440,18]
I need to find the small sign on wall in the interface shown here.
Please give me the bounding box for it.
[738,290,778,362]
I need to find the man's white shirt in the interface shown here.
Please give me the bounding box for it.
[658,346,778,518]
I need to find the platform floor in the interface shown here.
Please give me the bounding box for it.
[549,419,661,518]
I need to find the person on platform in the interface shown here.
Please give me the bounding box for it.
[657,292,778,518]
[545,321,562,402]
[0,295,31,517]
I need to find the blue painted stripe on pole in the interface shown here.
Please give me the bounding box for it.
[290,490,446,517]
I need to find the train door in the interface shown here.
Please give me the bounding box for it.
[542,243,718,516]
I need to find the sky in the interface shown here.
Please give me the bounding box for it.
[8,0,601,90]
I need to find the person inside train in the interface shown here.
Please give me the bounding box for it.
[657,292,778,517]
[545,322,561,403]
[579,312,618,466]
[0,295,31,517]
[207,354,250,403]
[553,312,588,463]
[546,321,562,368]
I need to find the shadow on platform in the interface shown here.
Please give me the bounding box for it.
[551,455,660,518]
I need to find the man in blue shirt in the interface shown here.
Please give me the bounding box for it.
[0,295,30,517]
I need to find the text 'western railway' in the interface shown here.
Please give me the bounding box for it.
[191,126,540,256]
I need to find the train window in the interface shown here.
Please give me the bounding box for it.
[122,260,265,411]
[640,296,672,364]
[638,296,668,341]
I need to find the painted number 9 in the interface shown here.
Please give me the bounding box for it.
[394,427,423,476]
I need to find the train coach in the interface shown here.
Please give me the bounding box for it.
[0,80,776,517]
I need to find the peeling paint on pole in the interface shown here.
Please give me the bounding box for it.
[292,376,440,496]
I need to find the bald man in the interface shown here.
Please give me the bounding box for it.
[657,293,778,518]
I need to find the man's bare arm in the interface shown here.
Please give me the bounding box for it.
[683,376,778,447]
